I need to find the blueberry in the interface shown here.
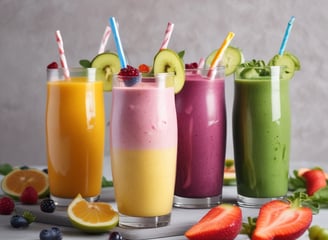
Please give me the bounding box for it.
[50,227,62,240]
[109,231,123,240]
[10,215,29,228]
[39,229,53,240]
[40,198,56,213]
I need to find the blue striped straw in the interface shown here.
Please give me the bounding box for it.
[279,16,295,55]
[109,17,127,68]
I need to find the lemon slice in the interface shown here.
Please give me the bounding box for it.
[1,168,49,199]
[67,194,119,233]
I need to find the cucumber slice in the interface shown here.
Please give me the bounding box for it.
[153,49,185,93]
[268,52,300,80]
[205,46,244,76]
[91,52,121,91]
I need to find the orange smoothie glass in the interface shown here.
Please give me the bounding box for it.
[46,68,105,206]
[110,73,177,228]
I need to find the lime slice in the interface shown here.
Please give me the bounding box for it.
[153,49,185,94]
[67,194,119,233]
[205,46,244,76]
[268,52,300,80]
[91,52,121,91]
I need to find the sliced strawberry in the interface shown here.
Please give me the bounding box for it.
[185,204,242,240]
[302,169,327,196]
[252,199,312,240]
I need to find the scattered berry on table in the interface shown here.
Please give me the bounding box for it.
[50,227,63,240]
[109,231,123,240]
[10,215,29,228]
[39,227,63,240]
[20,186,38,204]
[40,198,56,213]
[0,196,15,215]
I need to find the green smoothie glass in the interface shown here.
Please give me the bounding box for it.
[232,65,291,208]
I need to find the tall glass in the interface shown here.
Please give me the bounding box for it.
[233,66,291,207]
[110,73,177,228]
[46,68,105,206]
[174,67,226,208]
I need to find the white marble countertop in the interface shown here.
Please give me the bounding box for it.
[1,185,328,240]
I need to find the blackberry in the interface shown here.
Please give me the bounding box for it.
[109,231,123,240]
[40,198,56,213]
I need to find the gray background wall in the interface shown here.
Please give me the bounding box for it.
[0,0,327,171]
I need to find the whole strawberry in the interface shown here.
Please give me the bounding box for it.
[302,169,327,196]
[20,186,38,204]
[0,196,15,215]
[185,204,242,240]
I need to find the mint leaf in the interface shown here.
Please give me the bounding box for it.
[101,176,113,188]
[288,170,306,192]
[79,59,91,68]
[178,50,185,59]
[0,163,13,176]
[22,211,36,224]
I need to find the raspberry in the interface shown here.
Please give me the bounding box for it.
[0,196,15,215]
[20,186,38,204]
[185,62,198,69]
[119,65,139,76]
[40,198,56,213]
[138,64,151,73]
[47,62,58,69]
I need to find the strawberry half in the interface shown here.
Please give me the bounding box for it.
[302,169,327,196]
[185,204,242,240]
[252,199,312,240]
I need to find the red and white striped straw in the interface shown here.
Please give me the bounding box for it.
[55,30,70,79]
[98,25,112,54]
[198,57,205,69]
[159,22,174,50]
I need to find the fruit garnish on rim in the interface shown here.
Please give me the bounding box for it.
[90,52,121,91]
[206,45,244,76]
[153,49,185,93]
[185,204,242,240]
[67,194,118,233]
[118,65,141,87]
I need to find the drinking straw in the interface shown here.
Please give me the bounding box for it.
[159,22,174,50]
[109,17,127,68]
[98,25,112,54]
[207,32,235,79]
[279,16,295,55]
[55,30,70,79]
[198,57,205,69]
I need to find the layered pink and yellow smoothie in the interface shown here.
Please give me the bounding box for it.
[110,81,177,217]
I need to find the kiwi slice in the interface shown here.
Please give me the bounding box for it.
[91,52,120,91]
[153,49,185,93]
[268,52,300,80]
[205,46,244,76]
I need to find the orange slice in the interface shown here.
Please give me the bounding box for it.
[1,168,49,199]
[67,194,119,233]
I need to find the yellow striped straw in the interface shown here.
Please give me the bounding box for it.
[207,32,235,79]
